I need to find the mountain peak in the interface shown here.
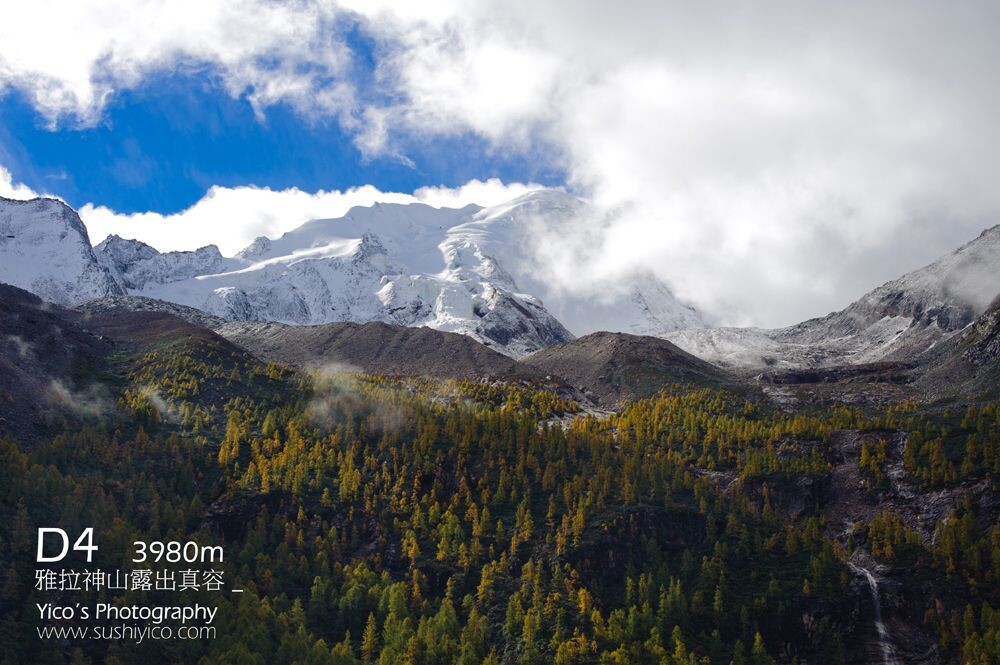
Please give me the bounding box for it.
[0,196,122,305]
[0,190,705,356]
[96,234,160,260]
[975,223,1000,240]
[667,222,1000,369]
[237,235,272,259]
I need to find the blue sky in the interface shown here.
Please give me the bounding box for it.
[0,1,995,326]
[0,69,563,215]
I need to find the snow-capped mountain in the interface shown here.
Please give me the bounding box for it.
[96,235,232,290]
[0,190,704,356]
[434,192,704,337]
[0,196,122,306]
[79,190,703,357]
[3,190,997,367]
[94,195,565,356]
[667,224,1000,369]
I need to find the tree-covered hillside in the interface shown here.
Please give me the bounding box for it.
[1,331,996,664]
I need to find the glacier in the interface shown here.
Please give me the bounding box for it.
[1,191,705,357]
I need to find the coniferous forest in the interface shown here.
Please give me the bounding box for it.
[1,325,997,665]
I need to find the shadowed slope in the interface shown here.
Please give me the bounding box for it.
[215,319,548,382]
[0,283,113,443]
[523,331,730,407]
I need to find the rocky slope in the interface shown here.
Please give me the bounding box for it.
[0,284,296,438]
[523,331,730,407]
[91,191,703,356]
[96,235,232,290]
[741,296,1000,407]
[77,293,555,383]
[0,283,113,444]
[909,295,1000,400]
[0,196,122,305]
[667,225,1000,370]
[4,189,996,371]
[113,201,573,356]
[0,191,708,357]
[215,319,547,382]
[961,294,1000,366]
[77,294,227,329]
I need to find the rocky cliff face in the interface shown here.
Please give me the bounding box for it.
[0,197,122,305]
[963,295,1000,366]
[667,225,1000,369]
[95,235,233,291]
[0,191,708,356]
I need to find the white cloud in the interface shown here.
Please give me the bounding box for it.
[412,179,543,209]
[346,1,1000,326]
[81,178,542,255]
[0,166,39,199]
[0,0,355,124]
[2,1,999,325]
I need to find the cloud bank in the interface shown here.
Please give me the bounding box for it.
[2,1,999,326]
[1,167,542,255]
[80,179,544,255]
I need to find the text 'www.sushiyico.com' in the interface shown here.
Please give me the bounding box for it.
[37,624,216,643]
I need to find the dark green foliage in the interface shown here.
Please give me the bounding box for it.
[0,350,996,664]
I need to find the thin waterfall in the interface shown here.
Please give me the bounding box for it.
[849,562,900,665]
